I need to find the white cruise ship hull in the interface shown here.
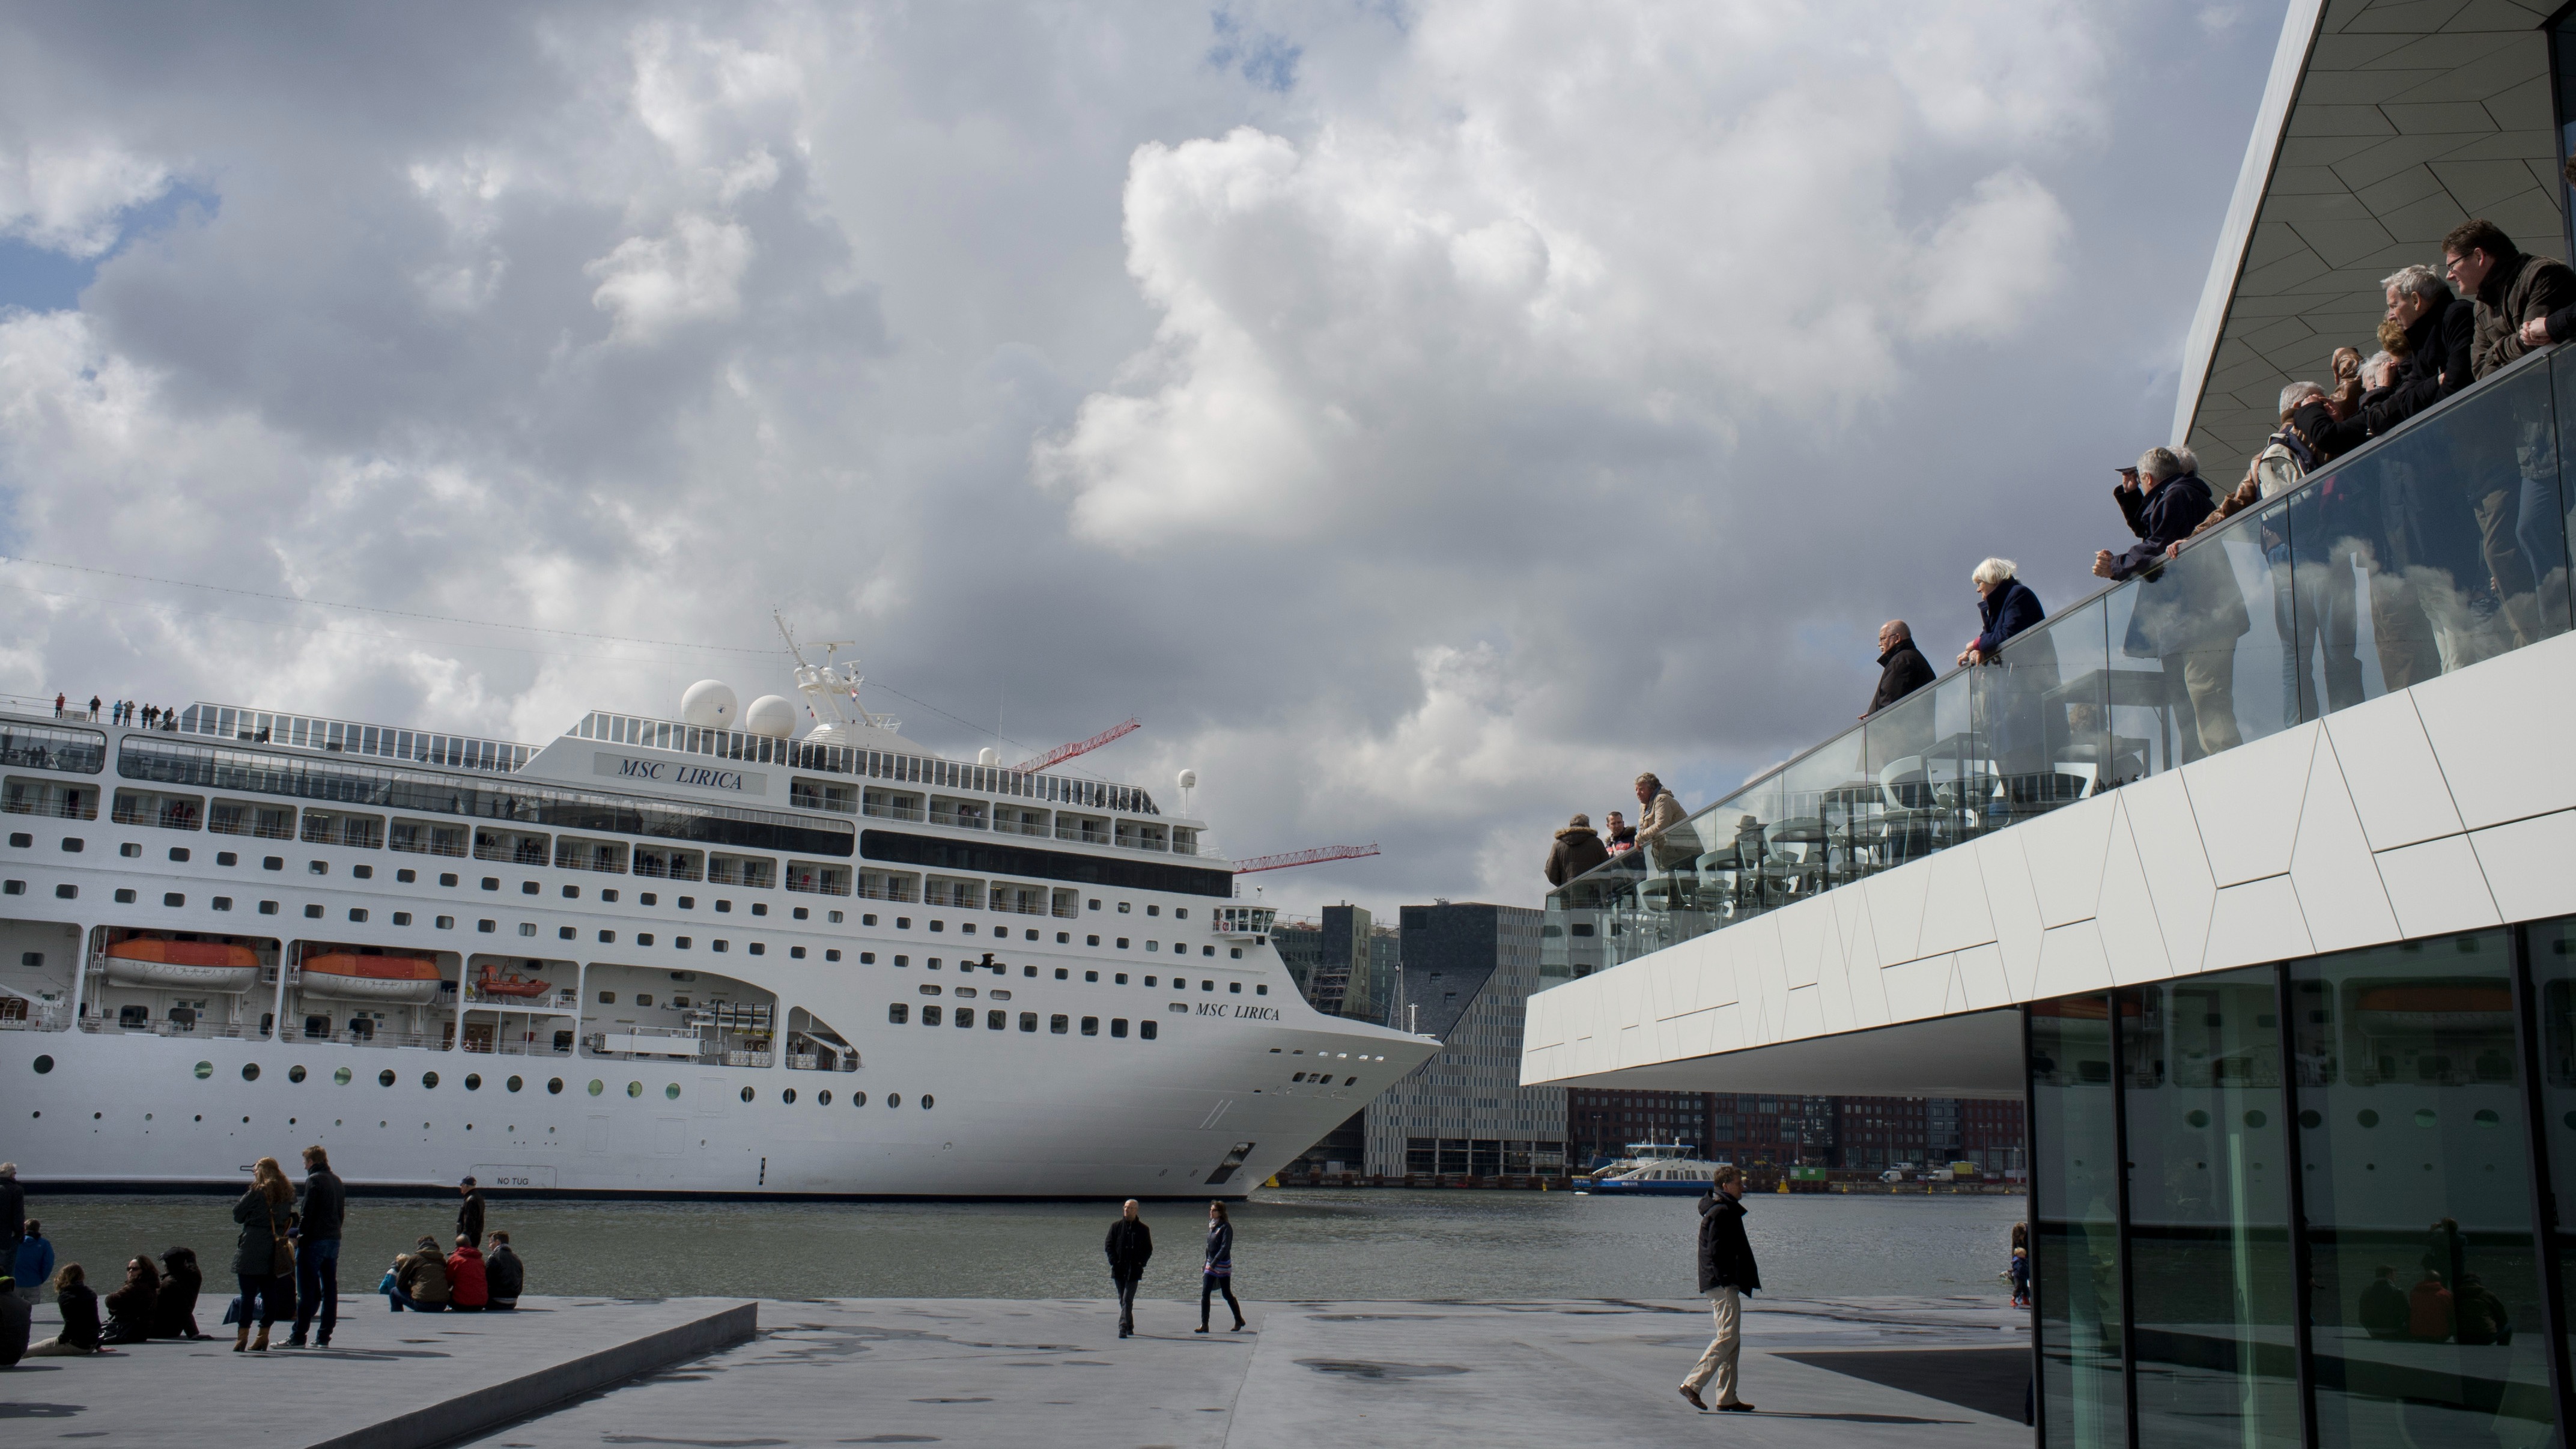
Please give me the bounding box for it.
[0,703,1433,1198]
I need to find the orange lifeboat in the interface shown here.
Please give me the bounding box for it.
[299,953,445,1005]
[476,963,553,999]
[103,937,261,993]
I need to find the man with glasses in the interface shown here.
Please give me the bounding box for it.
[2445,220,2574,651]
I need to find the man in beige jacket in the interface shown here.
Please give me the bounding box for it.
[1633,773,1700,872]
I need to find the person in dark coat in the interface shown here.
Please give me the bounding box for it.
[2449,217,2572,649]
[1104,1199,1153,1338]
[1958,565,2044,667]
[231,1156,295,1353]
[99,1256,157,1345]
[1959,560,2058,788]
[1679,1164,1760,1413]
[2095,447,2249,763]
[2449,217,2576,380]
[0,1274,28,1365]
[153,1247,205,1338]
[289,1145,345,1348]
[1865,621,1935,718]
[386,1236,452,1312]
[483,1232,524,1311]
[1196,1201,1244,1334]
[2357,1265,2409,1339]
[27,1264,98,1355]
[457,1177,486,1248]
[0,1162,22,1266]
[1543,814,1610,888]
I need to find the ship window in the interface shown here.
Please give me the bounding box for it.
[348,908,368,923]
[1255,983,1266,994]
[955,986,976,998]
[1140,1019,1157,1040]
[559,926,576,940]
[752,902,767,916]
[1174,908,1188,920]
[955,1007,973,1028]
[518,923,536,937]
[636,994,654,1006]
[1086,970,1099,983]
[1168,1003,1188,1013]
[391,911,410,926]
[302,904,322,919]
[264,857,282,870]
[436,916,454,929]
[258,900,278,914]
[599,929,615,943]
[1081,1016,1099,1036]
[792,907,808,920]
[120,842,141,857]
[678,896,694,909]
[790,946,806,959]
[922,1005,942,1025]
[1019,1011,1037,1031]
[114,887,136,903]
[1118,902,1131,914]
[1229,982,1241,994]
[599,992,616,1004]
[1,880,19,895]
[1293,1072,1305,1083]
[521,881,539,895]
[636,932,653,945]
[1232,949,1244,960]
[440,873,457,886]
[1143,976,1157,987]
[1146,905,1159,917]
[715,900,731,913]
[1201,980,1214,991]
[171,846,192,863]
[1116,938,1128,950]
[780,1087,796,1104]
[1056,932,1069,944]
[888,1003,908,1024]
[217,851,236,866]
[562,885,579,899]
[482,878,499,890]
[920,984,941,995]
[1111,1018,1129,1037]
[395,867,415,882]
[1055,967,1068,980]
[1114,973,1128,985]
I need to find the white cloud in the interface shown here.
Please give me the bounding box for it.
[0,136,168,259]
[587,211,755,340]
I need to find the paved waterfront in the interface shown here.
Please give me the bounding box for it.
[463,1295,2025,1448]
[0,1295,751,1449]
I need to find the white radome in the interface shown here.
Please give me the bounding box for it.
[681,680,738,729]
[744,694,797,739]
[978,747,999,767]
[1177,769,1197,791]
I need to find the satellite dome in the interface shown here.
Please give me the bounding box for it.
[1177,769,1197,790]
[680,680,739,730]
[744,694,797,740]
[977,747,1000,767]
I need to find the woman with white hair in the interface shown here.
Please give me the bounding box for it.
[1958,558,2044,667]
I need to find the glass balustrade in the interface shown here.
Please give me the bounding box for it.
[1545,350,2571,979]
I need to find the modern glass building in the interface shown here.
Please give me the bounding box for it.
[1523,4,2576,1445]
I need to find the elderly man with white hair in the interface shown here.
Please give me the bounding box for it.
[2096,447,2249,763]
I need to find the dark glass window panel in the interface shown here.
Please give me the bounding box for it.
[2291,932,2556,1444]
[858,828,1232,899]
[2523,916,2576,1427]
[2031,993,2126,1449]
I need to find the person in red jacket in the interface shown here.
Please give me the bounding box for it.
[444,1238,489,1313]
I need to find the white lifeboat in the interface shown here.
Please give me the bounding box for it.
[103,938,261,994]
[299,953,445,1004]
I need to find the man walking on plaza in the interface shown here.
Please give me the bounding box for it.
[1680,1164,1760,1413]
[1104,1199,1153,1338]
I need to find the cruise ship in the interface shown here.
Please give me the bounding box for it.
[0,653,1434,1197]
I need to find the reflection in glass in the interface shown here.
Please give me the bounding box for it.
[2527,919,2576,1430]
[2119,971,2300,1449]
[2291,934,2555,1448]
[2033,995,2127,1448]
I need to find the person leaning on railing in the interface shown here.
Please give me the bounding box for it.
[1632,773,1701,873]
[2096,446,2249,764]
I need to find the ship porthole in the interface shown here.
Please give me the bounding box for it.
[192,1061,210,1079]
[28,1054,52,1075]
[887,1093,901,1108]
[288,1065,307,1084]
[921,1095,934,1110]
[464,1074,482,1092]
[334,1068,353,1086]
[626,1081,642,1098]
[818,1090,831,1106]
[242,1063,261,1082]
[547,1078,563,1095]
[782,1088,798,1105]
[508,1076,524,1093]
[380,1069,396,1087]
[851,1092,867,1107]
[664,1083,680,1101]
[740,1086,754,1104]
[422,1072,439,1089]
[587,1080,604,1096]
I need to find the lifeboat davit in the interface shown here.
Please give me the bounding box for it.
[476,964,552,999]
[299,953,445,1004]
[103,938,261,994]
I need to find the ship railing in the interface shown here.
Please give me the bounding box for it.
[989,898,1050,917]
[207,818,297,840]
[861,801,926,822]
[991,819,1050,838]
[857,881,918,902]
[1051,902,1078,919]
[785,1054,861,1072]
[788,790,858,815]
[927,809,989,830]
[74,1018,272,1041]
[459,1036,576,1056]
[1053,824,1113,846]
[2,798,97,821]
[630,858,704,882]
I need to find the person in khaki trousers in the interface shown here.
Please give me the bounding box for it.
[1680,1164,1761,1412]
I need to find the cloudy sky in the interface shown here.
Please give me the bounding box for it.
[0,2,2284,920]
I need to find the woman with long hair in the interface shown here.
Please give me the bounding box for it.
[231,1156,294,1352]
[1196,1201,1244,1334]
[99,1256,158,1344]
[153,1246,205,1339]
[25,1263,98,1355]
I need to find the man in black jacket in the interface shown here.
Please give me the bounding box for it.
[457,1177,486,1248]
[1863,621,1934,720]
[1105,1200,1153,1338]
[288,1146,346,1348]
[1680,1165,1760,1413]
[0,1163,22,1267]
[2095,447,2248,762]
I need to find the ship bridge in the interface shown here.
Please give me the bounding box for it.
[1526,3,2576,1444]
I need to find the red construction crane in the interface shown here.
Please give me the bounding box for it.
[1015,717,1141,773]
[1233,844,1382,875]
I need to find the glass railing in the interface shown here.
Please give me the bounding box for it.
[1545,345,2573,977]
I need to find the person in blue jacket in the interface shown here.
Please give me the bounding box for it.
[12,1219,53,1305]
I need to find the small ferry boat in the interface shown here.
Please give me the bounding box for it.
[1581,1141,1729,1196]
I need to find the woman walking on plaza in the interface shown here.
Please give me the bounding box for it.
[231,1156,294,1352]
[1197,1201,1245,1334]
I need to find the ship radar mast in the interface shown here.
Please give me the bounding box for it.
[774,612,905,747]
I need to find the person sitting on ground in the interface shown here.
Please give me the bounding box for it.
[484,1232,524,1311]
[1864,620,1934,719]
[2454,1272,2512,1345]
[99,1256,157,1345]
[13,1217,52,1304]
[1544,813,1610,887]
[2443,217,2576,378]
[2357,1264,2409,1339]
[0,1274,26,1366]
[445,1235,489,1313]
[385,1236,451,1313]
[2408,1267,2455,1342]
[153,1247,205,1338]
[27,1263,99,1355]
[1958,559,2043,667]
[1632,773,1701,873]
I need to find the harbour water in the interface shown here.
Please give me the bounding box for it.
[21,1188,2021,1303]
